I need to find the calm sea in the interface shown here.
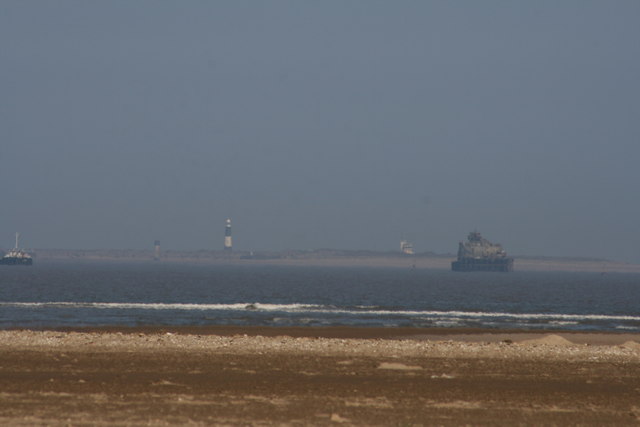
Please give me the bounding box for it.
[1,261,639,331]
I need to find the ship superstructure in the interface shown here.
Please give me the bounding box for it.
[0,233,33,266]
[400,240,414,255]
[451,231,513,272]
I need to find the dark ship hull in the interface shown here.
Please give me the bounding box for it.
[451,257,513,272]
[0,257,33,266]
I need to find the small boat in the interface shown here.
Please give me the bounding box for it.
[0,233,33,266]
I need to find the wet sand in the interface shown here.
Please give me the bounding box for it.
[1,327,639,425]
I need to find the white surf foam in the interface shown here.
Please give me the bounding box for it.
[0,302,319,311]
[1,302,639,323]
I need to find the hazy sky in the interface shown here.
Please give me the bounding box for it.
[2,1,639,261]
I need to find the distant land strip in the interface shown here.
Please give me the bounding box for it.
[5,248,639,273]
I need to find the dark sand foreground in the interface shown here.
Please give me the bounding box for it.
[1,327,639,426]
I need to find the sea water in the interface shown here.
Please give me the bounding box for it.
[0,260,639,331]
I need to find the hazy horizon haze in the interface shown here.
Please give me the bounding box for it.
[2,1,639,262]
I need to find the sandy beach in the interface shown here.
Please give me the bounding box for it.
[0,327,639,425]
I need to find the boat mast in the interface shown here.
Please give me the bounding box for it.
[14,232,19,250]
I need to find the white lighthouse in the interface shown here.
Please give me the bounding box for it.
[224,218,232,251]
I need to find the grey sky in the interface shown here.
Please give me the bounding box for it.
[2,1,639,262]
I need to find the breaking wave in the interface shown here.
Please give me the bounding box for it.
[2,301,639,323]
